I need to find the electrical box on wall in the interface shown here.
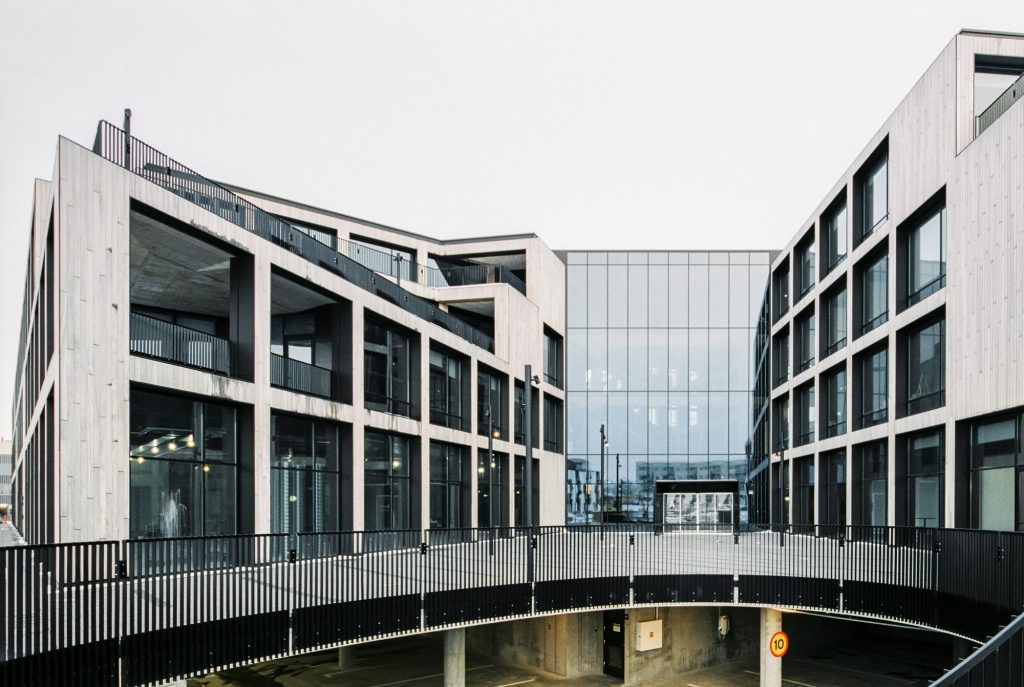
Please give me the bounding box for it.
[635,619,663,651]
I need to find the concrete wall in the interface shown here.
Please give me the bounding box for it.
[467,612,603,678]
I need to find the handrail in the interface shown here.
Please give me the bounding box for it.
[1,524,1021,685]
[931,611,1024,685]
[976,71,1024,136]
[269,352,332,399]
[129,311,231,375]
[94,121,495,354]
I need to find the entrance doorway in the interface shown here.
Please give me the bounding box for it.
[603,609,625,679]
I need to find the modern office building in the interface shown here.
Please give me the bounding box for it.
[748,30,1024,532]
[9,122,568,543]
[0,440,11,509]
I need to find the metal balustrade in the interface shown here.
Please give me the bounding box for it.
[976,71,1024,137]
[269,353,332,399]
[129,312,231,375]
[2,524,1022,686]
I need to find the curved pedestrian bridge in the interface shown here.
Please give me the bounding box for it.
[1,524,1021,686]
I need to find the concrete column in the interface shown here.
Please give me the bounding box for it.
[759,608,782,687]
[444,628,466,687]
[337,645,354,668]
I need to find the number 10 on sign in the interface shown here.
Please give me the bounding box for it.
[769,631,789,658]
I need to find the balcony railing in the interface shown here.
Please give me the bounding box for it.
[129,312,230,375]
[270,353,332,399]
[94,121,494,354]
[976,71,1024,137]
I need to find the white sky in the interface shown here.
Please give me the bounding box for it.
[1,1,1022,437]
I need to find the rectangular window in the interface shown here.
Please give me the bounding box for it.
[822,365,847,439]
[478,451,507,528]
[544,327,564,388]
[822,197,848,275]
[904,317,945,416]
[129,390,238,539]
[478,368,507,439]
[429,348,464,430]
[822,284,847,357]
[773,396,790,451]
[514,456,539,527]
[772,329,790,387]
[543,396,563,453]
[970,414,1022,532]
[905,206,946,308]
[795,232,816,298]
[795,308,815,373]
[856,441,887,526]
[270,413,341,535]
[364,317,413,417]
[858,346,888,429]
[772,262,790,321]
[859,152,888,238]
[794,457,814,530]
[430,441,467,529]
[795,383,815,447]
[364,431,413,531]
[906,430,943,527]
[821,449,846,529]
[859,252,888,335]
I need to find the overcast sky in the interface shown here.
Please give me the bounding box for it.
[0,1,1021,437]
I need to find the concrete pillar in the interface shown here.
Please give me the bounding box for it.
[337,645,354,668]
[444,628,466,687]
[759,608,782,687]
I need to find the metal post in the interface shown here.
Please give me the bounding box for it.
[123,108,132,169]
[488,402,495,528]
[524,364,533,529]
[599,424,606,524]
[615,453,621,512]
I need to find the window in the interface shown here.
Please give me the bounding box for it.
[905,430,943,527]
[478,451,507,528]
[795,383,815,447]
[969,414,1023,532]
[903,316,945,416]
[857,346,888,429]
[478,368,507,439]
[544,327,563,388]
[793,457,814,531]
[795,308,815,373]
[270,414,341,534]
[543,396,563,453]
[856,441,887,526]
[364,317,413,417]
[129,390,237,538]
[904,205,946,308]
[822,284,847,357]
[859,252,888,335]
[514,456,539,527]
[975,58,1024,115]
[364,431,413,531]
[821,450,846,529]
[430,442,467,529]
[822,365,847,439]
[795,231,816,298]
[429,348,465,430]
[772,261,790,321]
[859,152,888,238]
[772,329,790,386]
[773,396,790,451]
[821,197,848,275]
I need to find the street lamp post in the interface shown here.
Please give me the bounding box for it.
[487,403,495,528]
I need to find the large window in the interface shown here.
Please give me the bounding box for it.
[856,441,887,526]
[364,431,413,531]
[270,414,341,535]
[821,365,847,439]
[903,317,945,416]
[129,390,237,538]
[821,197,848,275]
[430,442,467,529]
[478,368,507,439]
[478,451,508,528]
[795,383,815,447]
[772,262,790,321]
[364,317,414,417]
[514,456,539,527]
[822,284,847,357]
[859,252,888,336]
[429,348,465,430]
[859,152,888,238]
[970,414,1023,532]
[543,396,563,453]
[793,457,814,531]
[904,205,946,308]
[772,329,790,386]
[857,346,888,429]
[773,396,790,451]
[795,231,816,298]
[820,449,846,528]
[795,308,815,373]
[905,430,943,527]
[544,327,563,388]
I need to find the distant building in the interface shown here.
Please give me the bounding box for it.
[0,440,12,509]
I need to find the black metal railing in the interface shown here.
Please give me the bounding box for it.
[3,524,1023,686]
[94,121,494,354]
[270,353,332,399]
[422,263,527,295]
[129,312,231,375]
[931,610,1024,685]
[976,71,1024,137]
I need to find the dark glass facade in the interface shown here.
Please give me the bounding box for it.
[565,251,771,523]
[364,430,413,531]
[270,413,341,534]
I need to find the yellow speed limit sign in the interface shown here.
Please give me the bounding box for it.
[769,631,789,658]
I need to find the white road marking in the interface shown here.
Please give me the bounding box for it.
[355,664,495,686]
[495,679,536,687]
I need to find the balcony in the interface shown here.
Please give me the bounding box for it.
[976,71,1024,136]
[130,312,230,375]
[270,353,332,399]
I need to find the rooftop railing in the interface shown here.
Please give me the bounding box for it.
[976,71,1024,136]
[94,122,494,354]
[1,524,1021,686]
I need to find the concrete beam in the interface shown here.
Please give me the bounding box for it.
[759,608,782,687]
[444,628,466,687]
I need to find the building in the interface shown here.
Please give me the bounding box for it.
[9,122,568,543]
[0,440,11,509]
[748,30,1024,532]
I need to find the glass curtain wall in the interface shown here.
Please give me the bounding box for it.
[429,348,464,430]
[270,414,341,535]
[565,251,771,523]
[364,317,413,417]
[129,390,237,538]
[430,441,466,529]
[364,431,413,530]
